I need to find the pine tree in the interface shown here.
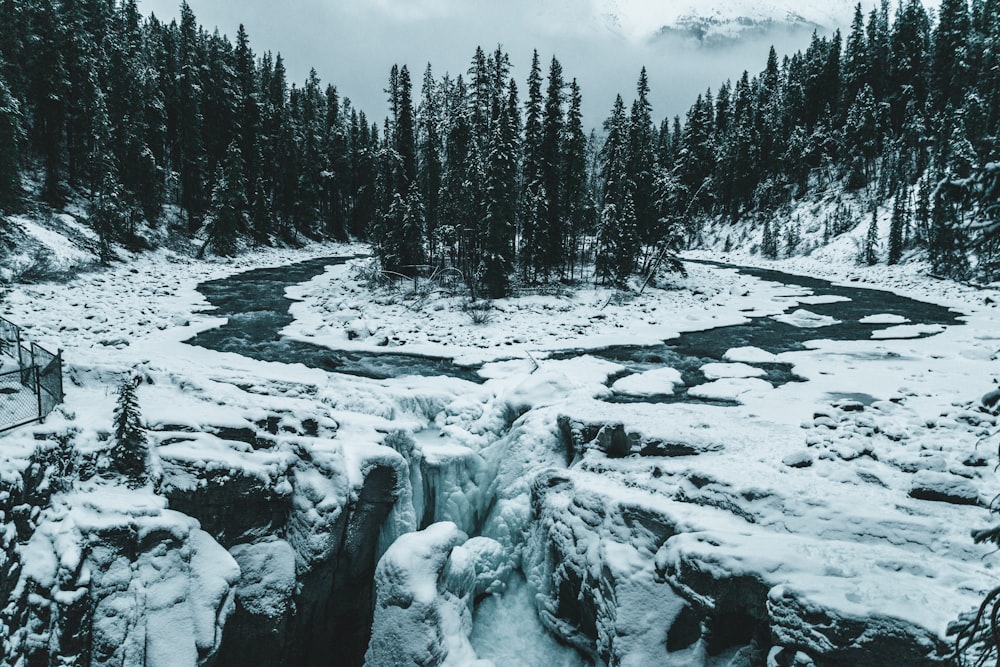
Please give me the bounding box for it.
[110,372,148,488]
[864,208,880,265]
[562,79,591,280]
[629,68,657,252]
[418,64,443,265]
[176,1,208,232]
[538,55,565,280]
[597,95,639,285]
[932,0,971,111]
[399,181,426,272]
[520,50,544,282]
[205,142,248,256]
[481,99,518,298]
[888,187,908,264]
[90,161,127,264]
[761,217,778,258]
[843,4,870,109]
[0,68,21,213]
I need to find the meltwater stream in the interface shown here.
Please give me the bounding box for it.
[185,256,963,399]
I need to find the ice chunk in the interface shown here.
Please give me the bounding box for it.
[700,362,767,380]
[688,378,773,402]
[859,313,910,325]
[611,367,683,396]
[773,309,841,328]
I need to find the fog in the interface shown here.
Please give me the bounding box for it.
[138,0,838,128]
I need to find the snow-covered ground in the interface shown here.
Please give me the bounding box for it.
[1,229,999,665]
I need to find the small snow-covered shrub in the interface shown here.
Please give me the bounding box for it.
[350,257,395,289]
[12,247,58,283]
[462,299,493,325]
[28,430,80,496]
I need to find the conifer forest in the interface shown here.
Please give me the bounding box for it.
[1,0,999,288]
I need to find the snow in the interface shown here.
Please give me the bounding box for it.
[1,232,998,664]
[700,362,768,380]
[229,539,297,619]
[11,216,94,270]
[610,367,683,396]
[593,0,875,41]
[871,323,947,339]
[688,377,773,401]
[282,258,802,366]
[471,574,585,667]
[723,346,778,363]
[772,309,841,328]
[860,313,911,325]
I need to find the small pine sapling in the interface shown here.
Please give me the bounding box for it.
[110,372,148,487]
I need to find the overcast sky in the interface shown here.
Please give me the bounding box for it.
[138,0,843,128]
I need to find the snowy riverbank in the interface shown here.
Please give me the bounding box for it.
[0,244,998,665]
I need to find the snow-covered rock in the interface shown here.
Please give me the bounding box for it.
[8,488,239,667]
[366,522,505,667]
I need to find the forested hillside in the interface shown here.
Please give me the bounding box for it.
[0,0,997,290]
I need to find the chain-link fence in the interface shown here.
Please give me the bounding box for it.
[0,317,64,433]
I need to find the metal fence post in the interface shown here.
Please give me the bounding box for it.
[35,366,42,421]
[57,349,64,402]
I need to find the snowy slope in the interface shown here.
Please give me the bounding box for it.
[595,0,940,42]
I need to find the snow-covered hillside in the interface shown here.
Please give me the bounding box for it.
[595,0,940,42]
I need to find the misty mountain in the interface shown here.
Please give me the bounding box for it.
[597,0,938,44]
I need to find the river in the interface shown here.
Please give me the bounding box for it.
[185,256,961,403]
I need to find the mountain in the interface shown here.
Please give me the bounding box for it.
[595,0,937,43]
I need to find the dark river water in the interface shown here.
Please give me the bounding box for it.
[185,256,963,400]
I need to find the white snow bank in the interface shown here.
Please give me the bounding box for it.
[724,346,779,363]
[773,309,841,328]
[871,324,946,339]
[700,362,768,380]
[688,377,773,402]
[860,314,910,325]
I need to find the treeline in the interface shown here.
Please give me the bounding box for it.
[656,0,1000,278]
[0,0,379,257]
[373,52,697,296]
[355,0,1000,291]
[370,49,665,297]
[1,0,997,289]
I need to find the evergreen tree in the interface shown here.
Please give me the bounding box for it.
[538,55,565,279]
[843,4,870,109]
[0,68,21,212]
[395,65,418,190]
[932,0,971,111]
[110,371,148,488]
[205,142,248,256]
[864,208,880,265]
[597,95,639,286]
[481,99,518,298]
[418,64,443,265]
[888,186,908,264]
[90,167,127,264]
[175,1,208,232]
[399,180,427,272]
[629,67,657,251]
[761,217,778,258]
[520,50,544,281]
[562,79,591,280]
